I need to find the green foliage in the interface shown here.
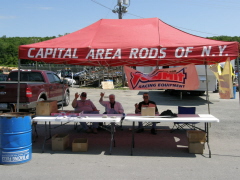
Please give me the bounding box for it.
[0,36,56,66]
[0,35,239,66]
[207,35,240,42]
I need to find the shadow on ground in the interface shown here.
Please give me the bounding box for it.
[32,124,205,158]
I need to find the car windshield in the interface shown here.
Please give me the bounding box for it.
[0,74,8,81]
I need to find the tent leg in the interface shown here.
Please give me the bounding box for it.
[17,59,21,112]
[205,63,210,114]
[205,123,211,158]
[122,66,125,87]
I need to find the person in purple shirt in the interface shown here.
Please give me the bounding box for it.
[72,92,99,134]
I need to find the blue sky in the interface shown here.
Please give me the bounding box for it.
[1,0,239,38]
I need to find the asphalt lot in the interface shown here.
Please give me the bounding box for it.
[1,87,240,180]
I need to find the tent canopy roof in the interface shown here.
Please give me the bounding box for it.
[19,18,239,66]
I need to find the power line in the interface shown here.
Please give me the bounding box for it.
[91,0,223,36]
[91,0,112,10]
[126,12,144,18]
[173,26,220,36]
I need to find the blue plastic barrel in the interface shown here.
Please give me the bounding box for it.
[0,112,32,165]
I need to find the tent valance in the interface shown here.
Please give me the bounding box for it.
[19,18,239,66]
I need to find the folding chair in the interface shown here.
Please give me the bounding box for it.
[171,106,197,132]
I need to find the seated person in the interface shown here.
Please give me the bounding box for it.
[99,92,124,114]
[135,92,159,135]
[72,92,99,134]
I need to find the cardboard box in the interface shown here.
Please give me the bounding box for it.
[72,138,88,152]
[101,81,114,89]
[187,130,206,143]
[188,142,204,154]
[36,100,58,116]
[141,107,155,116]
[52,134,69,151]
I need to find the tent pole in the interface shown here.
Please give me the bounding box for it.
[117,2,125,87]
[236,57,240,105]
[98,68,100,87]
[17,59,21,112]
[205,62,210,114]
[122,66,125,87]
[103,67,104,82]
[61,64,66,111]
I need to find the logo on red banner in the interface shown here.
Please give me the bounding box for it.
[130,68,186,89]
[124,64,199,90]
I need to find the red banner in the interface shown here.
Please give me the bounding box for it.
[124,64,199,90]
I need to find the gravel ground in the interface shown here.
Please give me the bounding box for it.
[1,87,240,180]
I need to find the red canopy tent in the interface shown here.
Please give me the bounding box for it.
[19,18,239,66]
[17,18,239,157]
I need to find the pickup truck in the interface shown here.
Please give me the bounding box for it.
[0,69,70,112]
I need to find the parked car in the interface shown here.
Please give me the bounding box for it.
[57,69,73,78]
[73,70,87,84]
[0,74,8,81]
[0,69,70,112]
[64,77,76,86]
[56,69,76,86]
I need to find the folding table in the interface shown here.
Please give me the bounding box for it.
[32,114,122,154]
[125,114,219,158]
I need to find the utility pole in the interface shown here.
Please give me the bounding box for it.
[112,0,129,86]
[118,2,122,19]
[112,0,129,19]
